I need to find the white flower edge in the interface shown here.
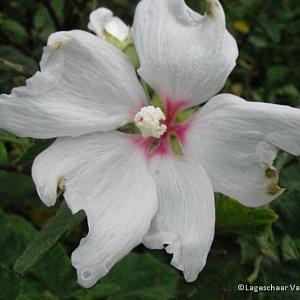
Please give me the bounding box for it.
[145,156,215,282]
[132,0,238,107]
[0,30,146,139]
[185,93,300,207]
[32,131,158,288]
[88,7,130,42]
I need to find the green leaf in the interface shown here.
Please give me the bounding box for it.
[256,232,279,262]
[248,35,268,48]
[281,235,300,261]
[177,254,247,300]
[15,294,47,300]
[51,0,64,22]
[0,264,40,300]
[73,284,120,300]
[14,202,85,275]
[0,129,31,148]
[30,245,78,297]
[216,197,278,236]
[0,210,37,266]
[0,213,46,300]
[34,6,52,30]
[272,191,300,238]
[266,65,289,85]
[238,238,260,264]
[17,139,53,164]
[259,19,282,43]
[0,172,40,210]
[0,19,27,42]
[256,260,300,300]
[76,253,179,300]
[238,230,280,279]
[0,142,8,162]
[0,207,81,297]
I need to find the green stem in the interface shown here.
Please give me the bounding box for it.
[247,255,263,284]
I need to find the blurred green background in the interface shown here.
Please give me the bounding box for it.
[0,0,300,299]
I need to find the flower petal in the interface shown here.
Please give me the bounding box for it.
[132,0,238,107]
[0,30,146,138]
[32,131,157,288]
[185,94,300,207]
[88,7,113,37]
[88,7,130,41]
[144,156,215,282]
[105,18,130,42]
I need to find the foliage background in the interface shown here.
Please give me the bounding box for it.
[0,0,300,299]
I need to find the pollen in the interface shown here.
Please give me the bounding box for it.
[134,106,167,139]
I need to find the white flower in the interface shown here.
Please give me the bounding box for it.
[0,0,300,288]
[88,7,130,42]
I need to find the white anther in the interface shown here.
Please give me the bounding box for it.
[134,106,167,139]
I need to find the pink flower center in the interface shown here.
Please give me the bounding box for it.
[129,98,194,157]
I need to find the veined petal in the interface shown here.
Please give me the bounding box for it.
[185,94,300,207]
[132,0,238,107]
[144,156,215,282]
[32,131,157,288]
[0,30,146,138]
[88,7,130,41]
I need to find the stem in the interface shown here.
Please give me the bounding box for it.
[247,255,263,284]
[0,58,32,77]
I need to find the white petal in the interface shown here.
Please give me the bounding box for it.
[88,7,113,37]
[132,0,238,107]
[185,94,300,207]
[0,30,146,138]
[88,8,130,41]
[32,131,157,288]
[144,156,215,282]
[105,17,130,42]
